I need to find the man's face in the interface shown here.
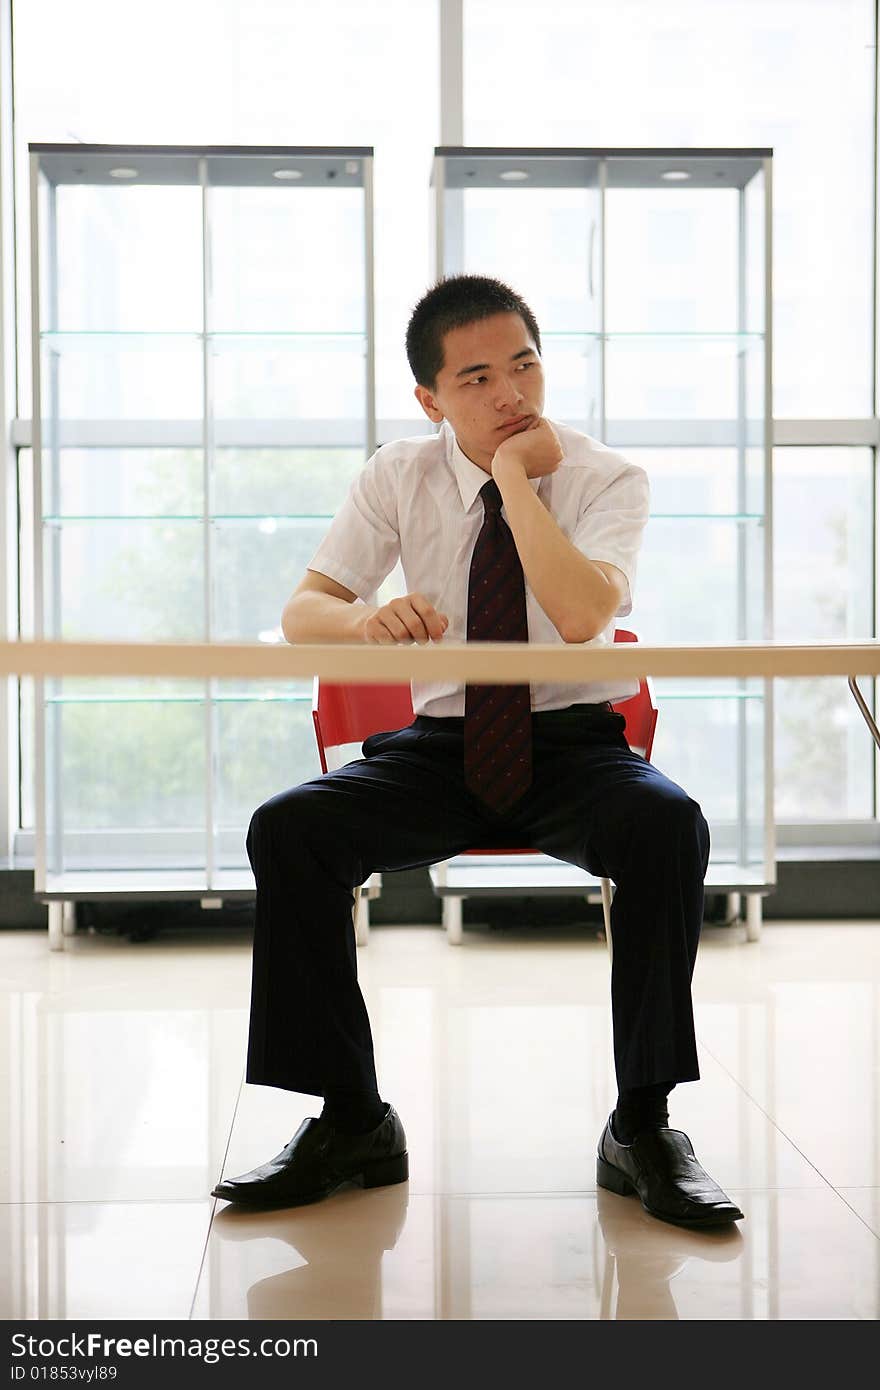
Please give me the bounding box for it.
[414,312,546,472]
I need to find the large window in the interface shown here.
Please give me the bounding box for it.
[10,1,438,843]
[464,0,877,828]
[6,0,879,841]
[772,448,874,820]
[464,0,875,420]
[12,0,438,425]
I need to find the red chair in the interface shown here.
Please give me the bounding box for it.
[312,629,658,952]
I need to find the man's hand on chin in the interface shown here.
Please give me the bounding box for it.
[491,416,564,480]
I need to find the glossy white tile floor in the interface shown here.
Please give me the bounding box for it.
[1,919,879,1320]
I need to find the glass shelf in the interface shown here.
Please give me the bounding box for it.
[40,330,366,343]
[655,690,765,701]
[40,331,202,342]
[42,511,764,523]
[543,330,764,342]
[209,331,365,341]
[608,331,763,340]
[40,328,756,346]
[651,513,763,521]
[41,689,766,707]
[45,692,311,705]
[41,514,336,523]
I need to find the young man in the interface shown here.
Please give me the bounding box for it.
[212,274,744,1231]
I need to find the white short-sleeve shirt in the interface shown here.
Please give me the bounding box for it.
[306,417,650,716]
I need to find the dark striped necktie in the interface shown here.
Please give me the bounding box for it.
[463,477,533,814]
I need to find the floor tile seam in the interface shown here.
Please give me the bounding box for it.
[824,1187,880,1242]
[377,1182,839,1197]
[696,1031,880,1234]
[835,1215,880,1240]
[192,1065,246,1320]
[0,1197,223,1207]
[0,1182,843,1205]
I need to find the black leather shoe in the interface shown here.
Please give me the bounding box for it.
[212,1103,408,1209]
[597,1115,744,1229]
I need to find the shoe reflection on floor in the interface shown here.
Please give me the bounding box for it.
[209,1181,745,1321]
[597,1186,744,1320]
[211,1182,410,1321]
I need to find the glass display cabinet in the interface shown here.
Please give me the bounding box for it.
[28,143,375,931]
[429,147,773,935]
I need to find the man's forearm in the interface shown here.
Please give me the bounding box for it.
[282,592,374,644]
[492,462,615,643]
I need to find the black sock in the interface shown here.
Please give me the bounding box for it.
[612,1083,674,1144]
[320,1085,388,1135]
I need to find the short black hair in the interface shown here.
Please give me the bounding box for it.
[405,273,542,392]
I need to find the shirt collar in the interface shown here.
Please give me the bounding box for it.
[442,418,543,513]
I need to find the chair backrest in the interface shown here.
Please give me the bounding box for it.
[312,628,658,772]
[312,680,415,771]
[607,629,658,760]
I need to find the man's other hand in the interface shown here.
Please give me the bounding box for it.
[363,593,449,645]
